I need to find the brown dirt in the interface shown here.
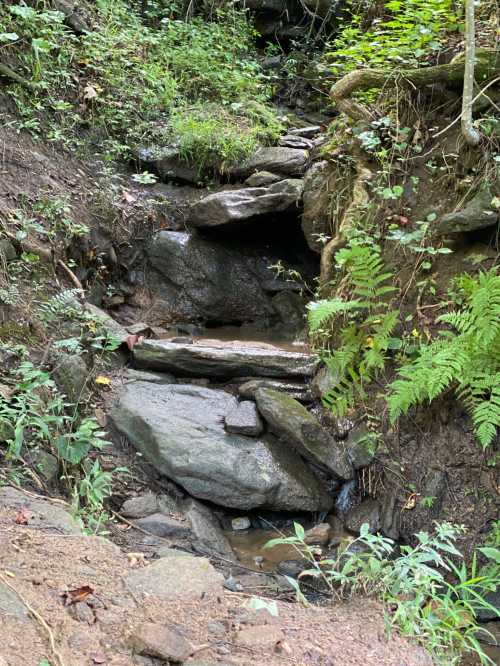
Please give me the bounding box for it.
[0,490,435,666]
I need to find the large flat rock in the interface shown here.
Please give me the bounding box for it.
[110,382,332,511]
[230,147,309,178]
[133,339,318,379]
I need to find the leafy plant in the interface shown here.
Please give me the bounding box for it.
[266,521,499,666]
[388,268,500,448]
[309,244,398,416]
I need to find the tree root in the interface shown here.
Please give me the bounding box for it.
[330,49,500,121]
[0,62,36,90]
[320,160,373,285]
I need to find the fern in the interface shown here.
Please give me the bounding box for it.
[388,268,500,448]
[310,245,398,418]
[38,288,84,323]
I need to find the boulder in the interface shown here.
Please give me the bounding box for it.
[130,623,193,662]
[230,147,309,179]
[279,135,314,150]
[110,382,332,511]
[289,126,322,139]
[345,424,377,470]
[224,400,264,436]
[126,555,223,600]
[52,352,88,402]
[84,303,129,343]
[0,487,82,534]
[123,369,177,385]
[244,171,283,187]
[344,498,381,534]
[238,378,312,403]
[137,146,200,184]
[184,498,235,559]
[133,513,191,538]
[302,160,336,253]
[254,388,353,480]
[121,493,160,519]
[190,179,303,228]
[133,339,318,379]
[146,230,295,324]
[438,189,499,235]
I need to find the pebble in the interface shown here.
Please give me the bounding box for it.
[231,517,251,531]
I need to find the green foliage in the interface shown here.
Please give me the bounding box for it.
[308,244,398,417]
[326,0,459,74]
[1,0,280,172]
[267,522,499,666]
[388,268,500,448]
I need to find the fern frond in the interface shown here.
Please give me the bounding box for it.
[308,298,362,333]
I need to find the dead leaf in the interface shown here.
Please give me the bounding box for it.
[403,493,418,510]
[127,552,147,568]
[90,652,107,664]
[83,84,99,101]
[126,334,144,351]
[94,407,107,427]
[122,190,137,204]
[62,585,94,605]
[15,508,32,525]
[95,375,111,386]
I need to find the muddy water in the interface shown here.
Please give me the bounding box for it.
[226,529,307,571]
[193,324,308,353]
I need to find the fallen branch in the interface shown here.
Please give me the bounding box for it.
[0,572,66,666]
[57,259,84,291]
[330,50,500,121]
[0,62,36,90]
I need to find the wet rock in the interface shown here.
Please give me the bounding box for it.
[134,339,318,379]
[304,523,331,545]
[137,146,200,184]
[335,479,358,516]
[230,147,309,179]
[52,352,88,402]
[126,555,223,600]
[146,230,293,324]
[133,513,191,538]
[301,160,337,253]
[255,388,353,480]
[184,498,235,559]
[130,622,193,662]
[231,517,251,531]
[225,401,264,436]
[244,171,283,187]
[111,382,332,511]
[236,625,285,649]
[0,487,82,534]
[279,135,314,150]
[238,378,312,403]
[380,491,400,541]
[277,559,309,578]
[190,179,303,228]
[121,493,160,519]
[438,189,499,234]
[344,498,381,534]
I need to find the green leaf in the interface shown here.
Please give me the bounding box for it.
[478,547,500,564]
[294,522,305,540]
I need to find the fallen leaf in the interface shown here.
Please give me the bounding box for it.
[94,407,107,427]
[122,190,137,204]
[403,493,418,510]
[15,508,32,525]
[90,652,107,664]
[126,334,144,351]
[83,84,99,100]
[95,375,111,386]
[62,585,94,605]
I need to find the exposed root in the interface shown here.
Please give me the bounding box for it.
[330,50,500,121]
[0,62,36,90]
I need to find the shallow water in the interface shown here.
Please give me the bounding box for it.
[226,528,306,571]
[194,324,309,353]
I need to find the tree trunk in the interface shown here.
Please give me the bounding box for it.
[461,0,481,145]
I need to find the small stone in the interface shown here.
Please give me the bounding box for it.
[130,622,193,662]
[304,523,331,546]
[32,450,59,484]
[231,517,251,531]
[121,493,159,519]
[224,575,243,592]
[277,560,307,578]
[235,625,285,649]
[344,498,381,534]
[127,323,153,336]
[68,602,95,624]
[207,622,226,636]
[133,513,190,538]
[225,401,264,437]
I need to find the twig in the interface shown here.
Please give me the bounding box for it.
[0,472,70,507]
[0,572,66,666]
[57,259,84,291]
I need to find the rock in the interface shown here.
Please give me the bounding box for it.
[476,590,500,622]
[421,468,447,516]
[289,126,322,139]
[32,449,59,484]
[155,546,191,558]
[438,189,499,234]
[301,160,336,253]
[344,498,381,534]
[137,146,200,184]
[134,339,318,379]
[230,147,309,179]
[0,583,30,621]
[84,303,129,343]
[126,555,223,600]
[225,401,264,436]
[0,239,17,262]
[130,622,193,662]
[184,498,235,559]
[124,369,177,385]
[53,0,90,33]
[279,135,314,150]
[238,378,312,403]
[310,364,338,398]
[126,322,153,336]
[111,382,332,511]
[190,180,303,228]
[255,388,353,480]
[236,625,285,649]
[68,601,95,624]
[277,559,308,578]
[231,517,251,531]
[133,513,191,538]
[121,493,160,519]
[146,230,297,324]
[304,523,331,545]
[52,352,88,402]
[345,425,377,469]
[0,487,82,534]
[244,171,283,187]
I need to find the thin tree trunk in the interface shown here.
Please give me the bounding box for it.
[461,0,481,145]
